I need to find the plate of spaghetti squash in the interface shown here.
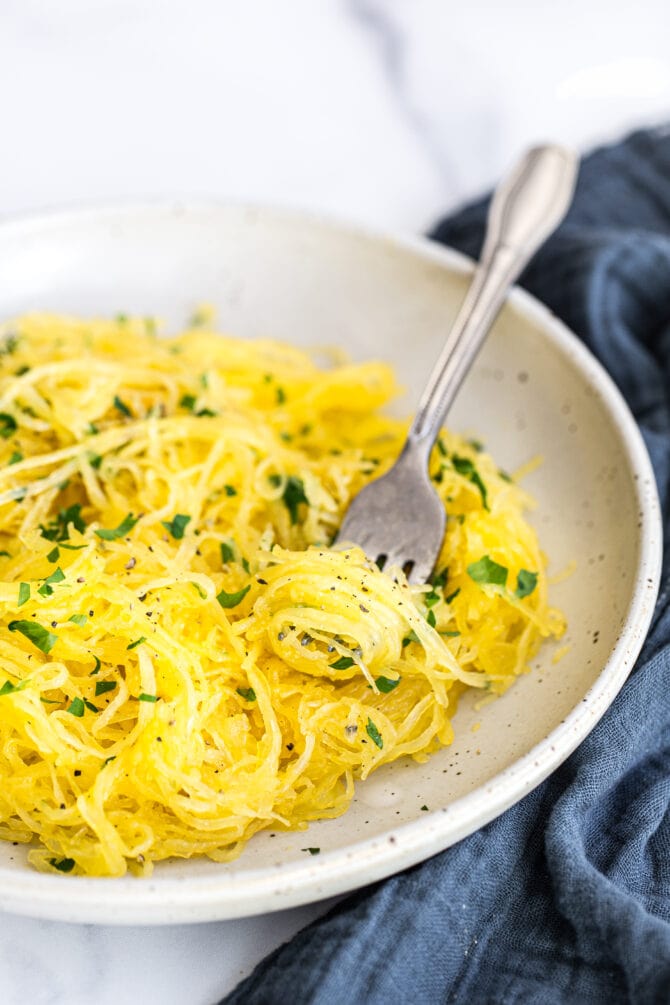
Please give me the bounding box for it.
[0,204,661,922]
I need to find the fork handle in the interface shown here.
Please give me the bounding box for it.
[408,144,578,457]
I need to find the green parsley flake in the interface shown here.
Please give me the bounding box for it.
[301,847,320,855]
[95,513,138,540]
[426,609,436,628]
[40,503,86,542]
[8,620,58,654]
[46,547,60,562]
[49,857,75,873]
[84,699,99,713]
[445,588,461,604]
[236,687,256,702]
[161,513,191,540]
[402,630,419,647]
[89,453,103,470]
[467,555,508,588]
[37,566,66,597]
[9,450,22,465]
[95,680,117,696]
[375,675,400,693]
[366,718,383,749]
[138,693,158,703]
[17,582,30,606]
[515,569,538,599]
[276,386,286,405]
[220,541,235,564]
[91,656,102,675]
[281,476,308,524]
[224,484,237,497]
[0,679,28,697]
[67,697,85,717]
[329,656,355,670]
[0,413,17,439]
[113,394,132,417]
[452,455,489,510]
[179,393,197,411]
[216,585,250,609]
[68,614,87,626]
[126,637,146,650]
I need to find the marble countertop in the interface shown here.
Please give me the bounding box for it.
[1,1,668,1002]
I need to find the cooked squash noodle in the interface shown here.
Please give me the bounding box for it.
[0,314,564,876]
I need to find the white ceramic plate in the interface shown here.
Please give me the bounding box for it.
[0,203,661,924]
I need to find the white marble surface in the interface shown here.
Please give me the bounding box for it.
[0,1,669,1002]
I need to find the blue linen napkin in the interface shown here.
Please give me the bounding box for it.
[223,128,670,1004]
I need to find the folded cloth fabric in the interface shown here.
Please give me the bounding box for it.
[222,127,670,1005]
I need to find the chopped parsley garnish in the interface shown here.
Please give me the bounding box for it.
[95,680,117,696]
[37,566,66,597]
[102,755,116,767]
[426,609,436,628]
[9,450,22,465]
[0,413,17,439]
[220,541,235,564]
[276,386,286,405]
[468,438,484,453]
[330,656,355,670]
[67,697,85,717]
[421,805,429,811]
[126,637,146,650]
[84,699,99,713]
[68,614,87,626]
[46,546,60,563]
[515,569,538,599]
[236,687,256,702]
[8,620,58,654]
[442,630,461,638]
[437,438,448,457]
[366,718,383,749]
[280,476,308,524]
[445,588,461,604]
[180,393,197,411]
[301,847,320,855]
[0,679,28,697]
[17,582,30,606]
[424,587,441,608]
[113,394,132,417]
[88,453,103,470]
[402,630,419,647]
[467,555,508,588]
[161,513,191,540]
[191,581,207,599]
[40,503,86,542]
[224,484,237,497]
[91,656,102,675]
[95,513,138,540]
[49,857,75,873]
[452,455,489,510]
[375,675,400,693]
[431,568,448,590]
[138,693,158,703]
[216,585,250,609]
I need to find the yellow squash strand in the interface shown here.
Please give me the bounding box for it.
[0,314,564,876]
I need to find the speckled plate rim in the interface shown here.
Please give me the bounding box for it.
[0,201,662,924]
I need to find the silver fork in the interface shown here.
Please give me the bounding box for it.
[337,144,578,584]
